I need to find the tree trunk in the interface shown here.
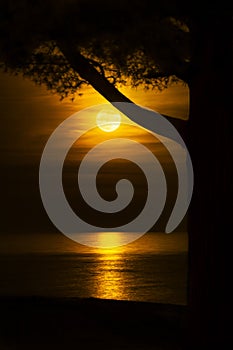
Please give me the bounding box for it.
[187,14,232,349]
[58,32,230,348]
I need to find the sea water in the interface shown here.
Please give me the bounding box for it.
[0,232,188,305]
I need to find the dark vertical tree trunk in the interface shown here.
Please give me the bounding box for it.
[60,17,232,347]
[187,14,232,349]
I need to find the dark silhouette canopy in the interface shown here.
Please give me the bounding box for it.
[0,0,189,101]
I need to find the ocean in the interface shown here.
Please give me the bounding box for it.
[0,232,188,305]
[0,73,189,307]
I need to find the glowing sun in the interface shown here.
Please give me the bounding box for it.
[96,108,121,132]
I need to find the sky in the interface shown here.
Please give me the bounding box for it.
[0,71,189,249]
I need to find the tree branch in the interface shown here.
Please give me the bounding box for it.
[58,41,187,139]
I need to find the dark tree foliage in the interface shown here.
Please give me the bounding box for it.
[0,0,187,101]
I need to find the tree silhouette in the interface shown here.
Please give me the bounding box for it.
[0,1,232,348]
[0,0,185,131]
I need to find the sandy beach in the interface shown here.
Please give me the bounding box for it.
[0,297,187,350]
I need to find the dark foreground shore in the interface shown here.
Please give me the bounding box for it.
[0,297,187,350]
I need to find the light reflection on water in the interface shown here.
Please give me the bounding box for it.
[94,253,126,300]
[0,232,188,304]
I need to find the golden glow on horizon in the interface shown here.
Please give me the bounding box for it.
[96,108,121,132]
[91,232,131,250]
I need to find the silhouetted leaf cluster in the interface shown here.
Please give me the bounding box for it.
[0,0,190,100]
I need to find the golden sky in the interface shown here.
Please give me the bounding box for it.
[0,72,189,165]
[0,71,189,236]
